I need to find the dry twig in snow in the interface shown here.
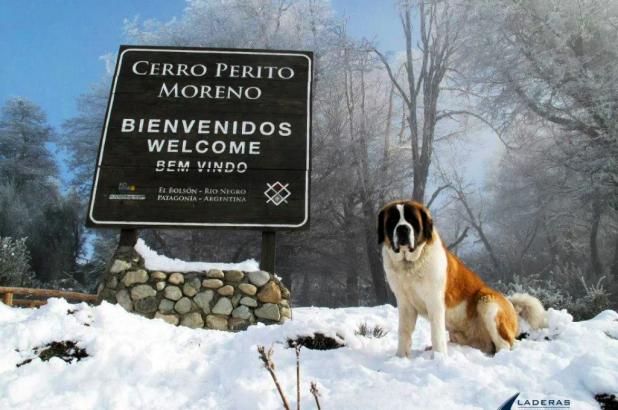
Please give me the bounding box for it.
[310,382,322,410]
[257,345,291,410]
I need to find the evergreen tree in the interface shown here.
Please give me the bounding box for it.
[0,98,57,190]
[0,98,84,285]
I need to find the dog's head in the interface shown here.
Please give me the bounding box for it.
[378,200,434,261]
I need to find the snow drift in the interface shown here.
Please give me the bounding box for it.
[0,299,616,409]
[134,239,259,272]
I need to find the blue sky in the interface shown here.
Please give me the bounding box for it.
[0,0,404,131]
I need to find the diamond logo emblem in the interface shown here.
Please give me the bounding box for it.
[264,182,291,206]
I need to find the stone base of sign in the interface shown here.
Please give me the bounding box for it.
[96,245,291,331]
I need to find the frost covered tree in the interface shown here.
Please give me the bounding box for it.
[375,0,465,203]
[0,98,57,190]
[62,81,110,194]
[0,98,59,246]
[0,182,29,239]
[124,0,332,51]
[460,0,618,282]
[0,98,85,285]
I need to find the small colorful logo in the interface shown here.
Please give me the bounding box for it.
[109,182,144,201]
[264,182,291,206]
[118,182,137,192]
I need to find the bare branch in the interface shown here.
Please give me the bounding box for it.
[426,183,452,208]
[435,109,517,150]
[509,79,601,139]
[373,48,411,107]
[447,227,470,250]
[454,189,502,273]
[402,5,418,100]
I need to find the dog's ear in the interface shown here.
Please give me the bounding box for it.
[377,208,386,244]
[419,206,434,241]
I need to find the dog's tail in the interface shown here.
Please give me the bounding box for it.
[508,293,548,330]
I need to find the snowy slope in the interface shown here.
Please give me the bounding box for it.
[0,299,616,410]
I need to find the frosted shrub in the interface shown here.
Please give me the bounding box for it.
[0,236,34,286]
[495,272,611,321]
[568,277,611,321]
[496,274,573,310]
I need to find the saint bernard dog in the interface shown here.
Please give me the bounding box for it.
[378,200,548,357]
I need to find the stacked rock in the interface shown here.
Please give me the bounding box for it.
[96,245,291,331]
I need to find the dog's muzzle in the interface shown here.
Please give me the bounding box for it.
[394,225,412,252]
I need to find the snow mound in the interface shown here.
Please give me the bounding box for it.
[135,238,259,272]
[1,300,617,409]
[518,308,574,341]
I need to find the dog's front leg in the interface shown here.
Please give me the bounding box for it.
[396,302,418,358]
[427,299,448,355]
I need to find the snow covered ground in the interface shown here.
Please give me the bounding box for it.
[0,299,616,410]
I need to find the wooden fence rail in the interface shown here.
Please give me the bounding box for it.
[0,287,97,308]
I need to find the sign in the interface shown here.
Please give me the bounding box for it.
[87,45,312,229]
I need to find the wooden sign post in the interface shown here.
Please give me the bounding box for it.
[87,46,312,272]
[260,231,276,273]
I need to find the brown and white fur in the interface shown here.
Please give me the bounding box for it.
[378,200,548,357]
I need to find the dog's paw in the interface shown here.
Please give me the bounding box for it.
[395,352,409,358]
[432,350,448,360]
[396,348,410,358]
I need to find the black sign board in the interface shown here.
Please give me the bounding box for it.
[87,46,312,229]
